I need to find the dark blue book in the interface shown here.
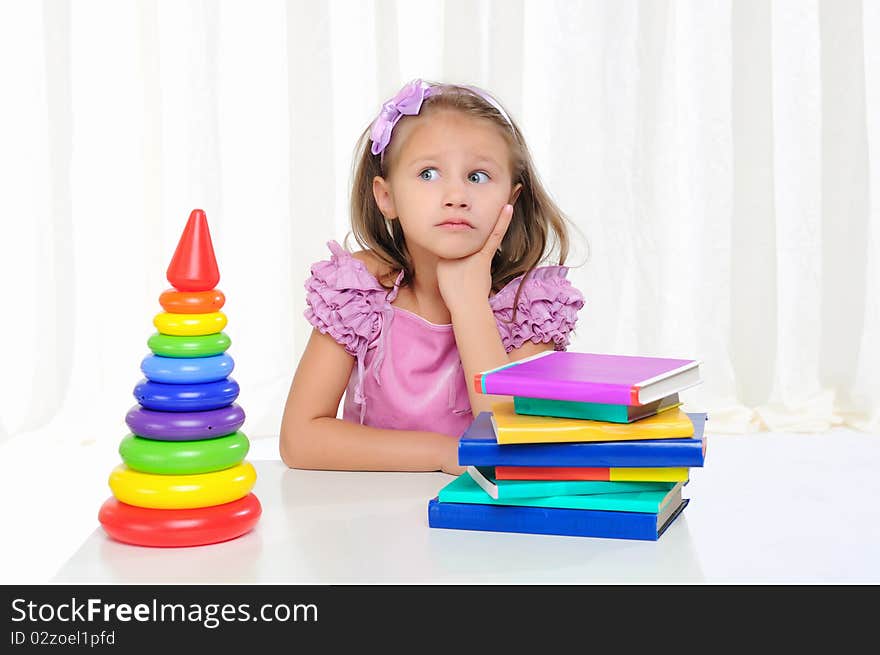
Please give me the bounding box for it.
[458,412,707,468]
[427,491,689,541]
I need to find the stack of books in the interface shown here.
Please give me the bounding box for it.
[427,351,706,541]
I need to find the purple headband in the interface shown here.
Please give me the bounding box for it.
[369,79,513,158]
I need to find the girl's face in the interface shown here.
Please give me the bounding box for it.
[372,109,521,262]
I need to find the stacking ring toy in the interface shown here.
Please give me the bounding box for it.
[147,332,231,358]
[119,431,249,475]
[159,288,226,314]
[153,311,227,336]
[98,493,261,547]
[125,403,245,441]
[108,462,257,509]
[133,378,240,412]
[140,353,234,384]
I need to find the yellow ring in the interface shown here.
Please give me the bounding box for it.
[108,462,256,509]
[153,311,228,336]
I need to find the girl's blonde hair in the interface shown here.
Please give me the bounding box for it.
[347,82,575,312]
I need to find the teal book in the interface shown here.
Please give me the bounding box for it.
[513,393,681,423]
[439,473,683,514]
[465,466,676,500]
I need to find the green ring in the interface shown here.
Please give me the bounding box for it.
[147,332,231,358]
[119,431,250,475]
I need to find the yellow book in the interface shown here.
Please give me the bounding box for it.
[610,467,690,482]
[489,401,695,445]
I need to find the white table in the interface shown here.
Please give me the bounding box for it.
[52,431,880,584]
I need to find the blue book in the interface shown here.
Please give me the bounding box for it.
[427,491,689,541]
[458,412,707,468]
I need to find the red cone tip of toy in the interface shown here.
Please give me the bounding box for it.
[166,209,220,292]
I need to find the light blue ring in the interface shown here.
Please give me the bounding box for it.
[140,353,234,384]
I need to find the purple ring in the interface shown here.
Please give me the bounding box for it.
[125,403,245,441]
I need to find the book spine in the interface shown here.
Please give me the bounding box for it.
[492,417,694,445]
[495,466,612,481]
[495,466,690,482]
[457,439,706,468]
[475,374,636,405]
[497,479,664,498]
[460,471,669,500]
[427,498,660,540]
[439,492,668,513]
[513,396,632,423]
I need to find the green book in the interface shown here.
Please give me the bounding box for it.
[440,472,683,513]
[465,466,674,500]
[513,392,681,423]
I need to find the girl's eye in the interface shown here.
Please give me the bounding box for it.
[468,171,490,184]
[419,168,439,181]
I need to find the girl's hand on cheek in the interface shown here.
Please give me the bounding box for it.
[437,204,513,312]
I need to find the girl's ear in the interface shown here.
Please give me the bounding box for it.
[509,182,523,206]
[372,176,397,220]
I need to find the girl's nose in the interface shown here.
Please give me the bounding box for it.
[443,187,470,209]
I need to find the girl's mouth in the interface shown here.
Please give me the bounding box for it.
[437,219,474,230]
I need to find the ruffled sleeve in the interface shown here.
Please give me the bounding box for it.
[304,240,401,423]
[489,266,585,354]
[304,240,390,357]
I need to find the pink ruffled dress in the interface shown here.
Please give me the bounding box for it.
[304,240,585,438]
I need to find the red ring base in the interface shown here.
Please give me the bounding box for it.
[98,493,262,548]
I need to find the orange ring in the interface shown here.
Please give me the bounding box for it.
[159,288,226,314]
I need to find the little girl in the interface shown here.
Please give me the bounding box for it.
[280,79,585,475]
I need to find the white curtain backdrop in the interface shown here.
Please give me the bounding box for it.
[1,0,878,449]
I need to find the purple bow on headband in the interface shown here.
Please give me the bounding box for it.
[370,79,436,156]
[370,79,512,157]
